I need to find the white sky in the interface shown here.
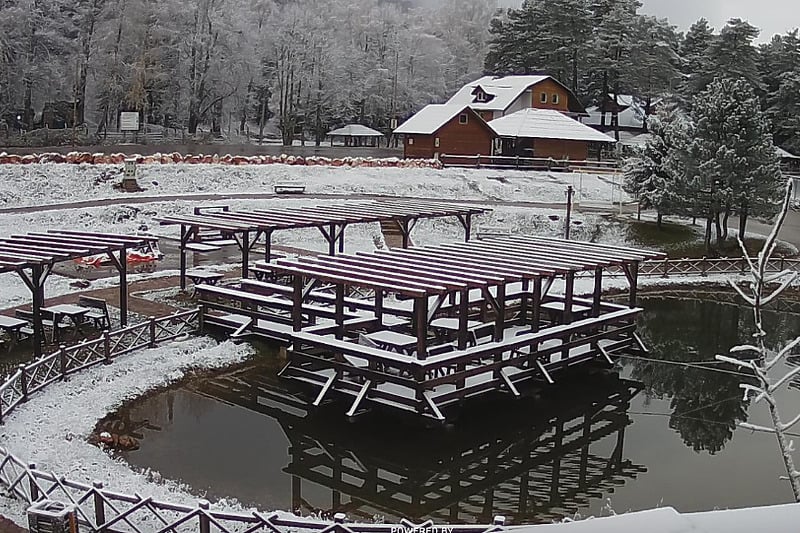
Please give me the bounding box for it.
[640,0,798,40]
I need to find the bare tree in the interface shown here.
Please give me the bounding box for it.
[716,179,800,502]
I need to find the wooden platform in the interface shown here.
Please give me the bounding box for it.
[196,234,663,420]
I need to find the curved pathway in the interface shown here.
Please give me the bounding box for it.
[0,191,633,215]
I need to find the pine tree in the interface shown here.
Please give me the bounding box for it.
[679,18,715,105]
[622,105,691,229]
[691,77,783,252]
[701,19,761,91]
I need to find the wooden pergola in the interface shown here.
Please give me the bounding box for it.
[159,199,489,290]
[269,235,664,357]
[0,230,152,356]
[197,235,665,419]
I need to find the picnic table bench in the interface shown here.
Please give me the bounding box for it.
[274,182,306,194]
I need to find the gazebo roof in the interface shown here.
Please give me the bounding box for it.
[327,124,385,137]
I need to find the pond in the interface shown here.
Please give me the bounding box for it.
[102,296,800,524]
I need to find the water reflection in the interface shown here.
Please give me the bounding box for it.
[110,368,644,524]
[632,296,800,454]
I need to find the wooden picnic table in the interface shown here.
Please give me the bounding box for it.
[41,303,91,342]
[186,270,225,286]
[541,301,592,324]
[365,330,418,354]
[0,315,30,345]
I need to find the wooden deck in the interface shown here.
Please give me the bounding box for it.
[197,235,664,420]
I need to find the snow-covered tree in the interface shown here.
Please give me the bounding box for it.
[623,105,691,229]
[716,180,800,502]
[690,77,782,248]
[678,18,715,105]
[701,18,761,91]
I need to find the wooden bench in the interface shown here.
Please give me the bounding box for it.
[78,296,111,330]
[186,270,225,286]
[184,242,222,253]
[274,182,306,194]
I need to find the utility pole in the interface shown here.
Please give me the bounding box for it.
[565,185,574,240]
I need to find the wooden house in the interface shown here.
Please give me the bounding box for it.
[489,108,616,160]
[393,105,496,160]
[445,75,588,121]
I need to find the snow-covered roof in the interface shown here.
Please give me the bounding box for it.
[327,124,384,137]
[446,75,551,111]
[393,104,477,135]
[489,108,616,143]
[776,146,800,159]
[620,133,653,147]
[584,105,649,129]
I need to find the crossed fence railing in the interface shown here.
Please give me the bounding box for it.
[0,307,509,532]
[601,256,800,278]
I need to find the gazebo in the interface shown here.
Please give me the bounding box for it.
[327,124,385,147]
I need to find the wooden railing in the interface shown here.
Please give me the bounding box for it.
[0,309,199,424]
[603,256,800,279]
[0,307,509,532]
[439,154,620,173]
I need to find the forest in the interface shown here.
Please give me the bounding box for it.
[0,0,798,149]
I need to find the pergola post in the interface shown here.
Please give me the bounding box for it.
[335,284,345,340]
[592,267,603,318]
[179,224,189,290]
[628,261,639,308]
[30,265,45,358]
[119,247,128,326]
[457,289,469,350]
[241,231,250,279]
[374,290,383,321]
[292,275,303,332]
[494,284,506,342]
[532,277,542,333]
[327,224,336,256]
[414,297,428,360]
[564,271,575,324]
[520,279,530,324]
[338,224,346,254]
[400,219,411,249]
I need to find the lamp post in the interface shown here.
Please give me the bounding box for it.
[565,185,574,240]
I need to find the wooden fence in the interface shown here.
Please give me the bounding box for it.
[602,256,800,279]
[0,308,509,532]
[439,154,620,173]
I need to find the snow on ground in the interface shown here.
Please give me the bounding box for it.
[0,337,265,525]
[0,163,625,208]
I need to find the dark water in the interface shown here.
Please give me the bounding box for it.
[106,297,800,523]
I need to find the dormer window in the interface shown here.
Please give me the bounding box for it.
[471,86,495,104]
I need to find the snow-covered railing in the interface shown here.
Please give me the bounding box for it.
[440,154,620,173]
[0,309,200,424]
[0,307,510,532]
[600,256,800,279]
[0,446,508,533]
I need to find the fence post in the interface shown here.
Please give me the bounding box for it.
[149,316,157,347]
[198,306,205,334]
[333,513,346,524]
[19,364,28,403]
[662,258,669,278]
[28,463,40,502]
[700,257,708,277]
[103,330,112,363]
[93,480,107,532]
[781,255,786,272]
[198,499,210,533]
[59,344,68,379]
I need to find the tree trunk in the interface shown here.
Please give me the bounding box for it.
[656,211,663,230]
[714,211,723,244]
[705,214,713,256]
[739,200,749,242]
[722,206,730,242]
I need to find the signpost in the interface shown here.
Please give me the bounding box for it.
[119,112,140,132]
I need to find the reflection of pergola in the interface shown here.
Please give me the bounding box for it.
[193,370,644,524]
[0,230,153,356]
[159,200,488,290]
[327,124,385,147]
